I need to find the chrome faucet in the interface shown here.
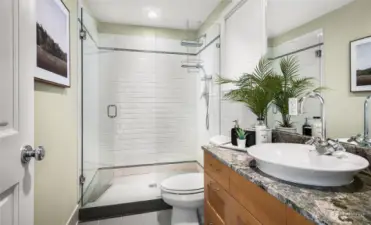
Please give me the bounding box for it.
[364,96,371,144]
[349,96,371,147]
[299,92,326,139]
[299,92,345,155]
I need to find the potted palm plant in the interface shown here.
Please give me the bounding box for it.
[272,56,323,133]
[216,58,279,125]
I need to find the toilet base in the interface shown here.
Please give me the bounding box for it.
[171,207,199,225]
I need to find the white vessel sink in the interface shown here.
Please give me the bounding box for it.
[248,143,369,187]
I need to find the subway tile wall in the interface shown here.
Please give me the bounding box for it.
[98,33,198,166]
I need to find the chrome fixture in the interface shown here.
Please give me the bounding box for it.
[305,137,346,156]
[299,92,326,139]
[107,104,117,118]
[21,145,46,164]
[180,40,203,47]
[181,61,211,130]
[364,96,371,144]
[180,34,206,48]
[348,95,371,147]
[181,61,212,80]
[299,92,345,155]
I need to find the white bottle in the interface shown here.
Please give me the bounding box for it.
[255,119,268,144]
[312,116,322,138]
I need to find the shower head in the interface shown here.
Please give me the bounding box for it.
[181,40,203,47]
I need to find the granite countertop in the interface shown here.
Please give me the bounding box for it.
[203,145,371,225]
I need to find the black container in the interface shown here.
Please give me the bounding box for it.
[231,128,238,146]
[231,120,239,146]
[245,130,256,147]
[302,118,312,136]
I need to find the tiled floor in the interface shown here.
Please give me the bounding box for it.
[79,210,172,225]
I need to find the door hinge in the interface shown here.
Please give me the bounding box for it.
[80,30,87,40]
[315,50,322,58]
[79,175,86,185]
[216,43,221,48]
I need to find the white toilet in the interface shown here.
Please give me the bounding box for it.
[160,173,204,225]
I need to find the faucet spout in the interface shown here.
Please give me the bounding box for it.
[364,96,371,143]
[299,92,326,140]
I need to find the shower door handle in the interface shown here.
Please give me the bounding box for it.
[107,105,117,118]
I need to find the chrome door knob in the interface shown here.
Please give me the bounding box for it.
[21,145,45,164]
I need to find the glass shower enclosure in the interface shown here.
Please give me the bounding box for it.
[79,8,221,211]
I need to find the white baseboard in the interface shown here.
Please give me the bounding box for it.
[66,205,79,225]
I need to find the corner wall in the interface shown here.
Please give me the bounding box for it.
[269,0,371,138]
[34,0,79,224]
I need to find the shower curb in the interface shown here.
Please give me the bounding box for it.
[79,199,171,222]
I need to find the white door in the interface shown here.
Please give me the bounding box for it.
[0,0,37,225]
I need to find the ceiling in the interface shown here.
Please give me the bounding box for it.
[85,0,222,30]
[267,0,355,37]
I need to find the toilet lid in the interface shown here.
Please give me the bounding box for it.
[161,173,204,193]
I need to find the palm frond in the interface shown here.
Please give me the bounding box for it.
[217,57,276,118]
[272,56,325,127]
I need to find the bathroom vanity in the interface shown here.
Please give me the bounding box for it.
[203,145,371,225]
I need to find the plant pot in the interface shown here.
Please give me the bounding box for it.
[237,139,246,148]
[276,126,297,133]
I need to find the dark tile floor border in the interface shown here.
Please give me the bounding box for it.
[79,199,172,222]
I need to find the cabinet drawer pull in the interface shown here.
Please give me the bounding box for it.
[208,223,213,225]
[209,182,220,191]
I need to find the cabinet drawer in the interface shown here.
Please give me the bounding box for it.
[226,196,261,225]
[205,173,229,223]
[205,201,224,225]
[230,172,286,225]
[287,207,314,225]
[204,151,230,190]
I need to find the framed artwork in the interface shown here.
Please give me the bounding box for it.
[350,36,371,92]
[36,0,70,87]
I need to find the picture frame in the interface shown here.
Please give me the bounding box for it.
[350,36,371,92]
[36,0,70,87]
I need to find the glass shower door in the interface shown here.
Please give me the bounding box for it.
[80,8,114,207]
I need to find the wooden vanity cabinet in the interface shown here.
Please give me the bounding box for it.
[286,207,314,225]
[204,151,314,225]
[205,173,229,224]
[227,195,261,225]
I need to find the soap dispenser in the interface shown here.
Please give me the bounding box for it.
[231,120,239,146]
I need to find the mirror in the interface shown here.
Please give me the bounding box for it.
[265,0,371,147]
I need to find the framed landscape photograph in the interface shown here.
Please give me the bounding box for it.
[350,36,371,92]
[36,0,70,87]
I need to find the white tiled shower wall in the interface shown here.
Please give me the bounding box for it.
[98,32,199,167]
[196,24,221,165]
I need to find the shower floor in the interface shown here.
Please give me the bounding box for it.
[83,162,203,208]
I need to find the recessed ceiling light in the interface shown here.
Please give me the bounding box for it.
[148,11,158,19]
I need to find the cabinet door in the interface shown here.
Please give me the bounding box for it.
[205,173,229,224]
[287,207,314,225]
[204,152,230,191]
[226,196,261,225]
[229,172,286,225]
[205,201,224,225]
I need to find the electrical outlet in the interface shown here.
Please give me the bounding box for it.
[289,98,298,116]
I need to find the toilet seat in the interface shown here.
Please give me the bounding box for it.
[161,173,204,195]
